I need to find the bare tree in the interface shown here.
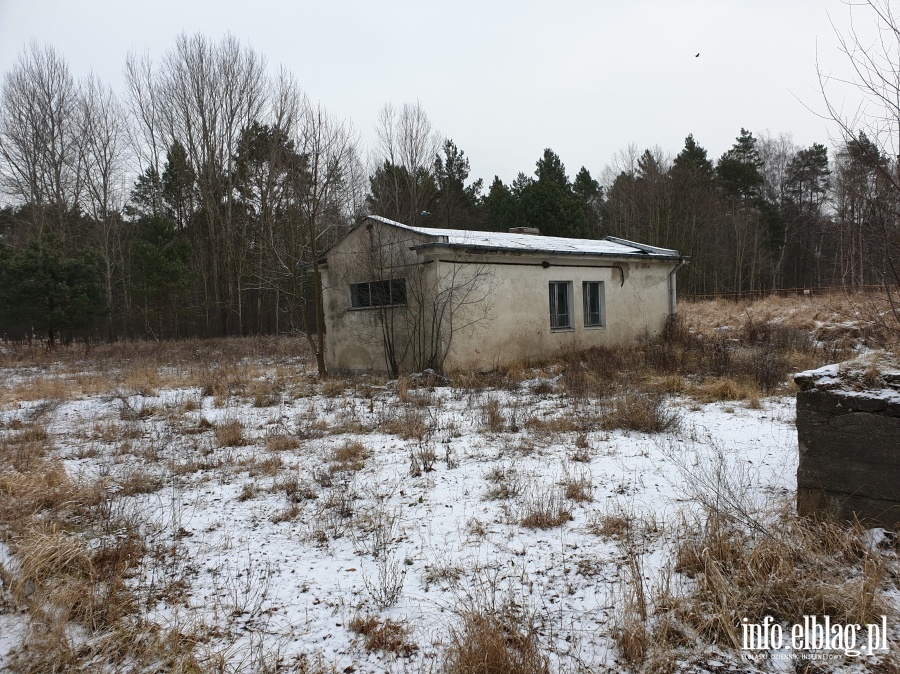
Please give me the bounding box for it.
[369,102,442,226]
[295,99,360,377]
[78,74,130,337]
[0,42,81,242]
[821,0,900,329]
[124,51,164,180]
[757,131,800,286]
[124,33,269,335]
[350,221,496,376]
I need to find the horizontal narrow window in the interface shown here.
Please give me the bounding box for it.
[350,279,406,308]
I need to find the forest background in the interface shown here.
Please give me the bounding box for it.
[1,3,898,345]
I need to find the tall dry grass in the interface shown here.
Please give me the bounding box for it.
[442,606,550,674]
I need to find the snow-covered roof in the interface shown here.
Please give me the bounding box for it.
[365,215,681,259]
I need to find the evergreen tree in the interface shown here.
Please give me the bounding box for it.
[717,128,764,199]
[126,167,164,220]
[367,161,437,226]
[0,238,105,345]
[483,176,518,232]
[572,167,603,236]
[779,143,831,286]
[534,148,568,187]
[672,134,714,181]
[433,139,483,229]
[129,215,193,338]
[162,140,196,230]
[516,149,592,238]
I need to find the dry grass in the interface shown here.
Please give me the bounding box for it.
[587,513,632,538]
[214,419,247,447]
[684,377,761,402]
[484,465,522,501]
[115,468,164,496]
[247,454,284,477]
[442,606,550,674]
[0,422,53,473]
[0,377,79,405]
[329,441,370,473]
[0,299,892,671]
[380,406,430,440]
[266,433,301,452]
[541,297,857,406]
[561,468,593,503]
[519,485,572,529]
[249,377,282,407]
[672,509,887,645]
[0,461,108,537]
[348,614,418,657]
[0,335,322,673]
[682,290,899,348]
[482,398,505,432]
[601,389,680,434]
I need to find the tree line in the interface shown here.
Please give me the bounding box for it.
[1,30,898,346]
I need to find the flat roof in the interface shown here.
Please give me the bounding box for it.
[365,215,680,259]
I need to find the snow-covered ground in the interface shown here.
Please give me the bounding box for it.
[0,365,818,672]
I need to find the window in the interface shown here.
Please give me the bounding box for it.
[583,281,605,327]
[350,279,407,308]
[549,281,572,329]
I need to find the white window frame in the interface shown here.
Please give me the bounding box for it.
[582,281,605,328]
[549,281,573,330]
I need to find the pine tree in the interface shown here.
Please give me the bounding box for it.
[717,128,764,199]
[0,238,105,345]
[672,134,714,181]
[129,215,193,338]
[433,139,483,229]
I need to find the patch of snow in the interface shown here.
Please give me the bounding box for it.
[367,215,680,258]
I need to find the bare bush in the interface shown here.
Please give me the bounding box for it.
[363,551,407,609]
[353,502,401,559]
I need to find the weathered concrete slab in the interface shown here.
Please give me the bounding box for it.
[795,364,900,528]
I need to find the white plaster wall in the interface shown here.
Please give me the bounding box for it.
[440,255,675,371]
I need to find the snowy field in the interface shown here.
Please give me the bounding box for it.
[0,329,897,673]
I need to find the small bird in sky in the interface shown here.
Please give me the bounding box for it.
[695,52,700,57]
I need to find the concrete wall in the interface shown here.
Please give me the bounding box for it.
[322,220,677,373]
[439,254,674,371]
[322,221,435,374]
[796,386,900,527]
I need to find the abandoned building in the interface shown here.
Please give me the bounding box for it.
[320,215,687,374]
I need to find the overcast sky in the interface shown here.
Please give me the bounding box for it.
[0,0,865,186]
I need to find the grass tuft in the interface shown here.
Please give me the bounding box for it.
[348,614,418,657]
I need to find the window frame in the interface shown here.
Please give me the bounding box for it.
[548,281,573,330]
[349,278,407,309]
[582,281,605,328]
